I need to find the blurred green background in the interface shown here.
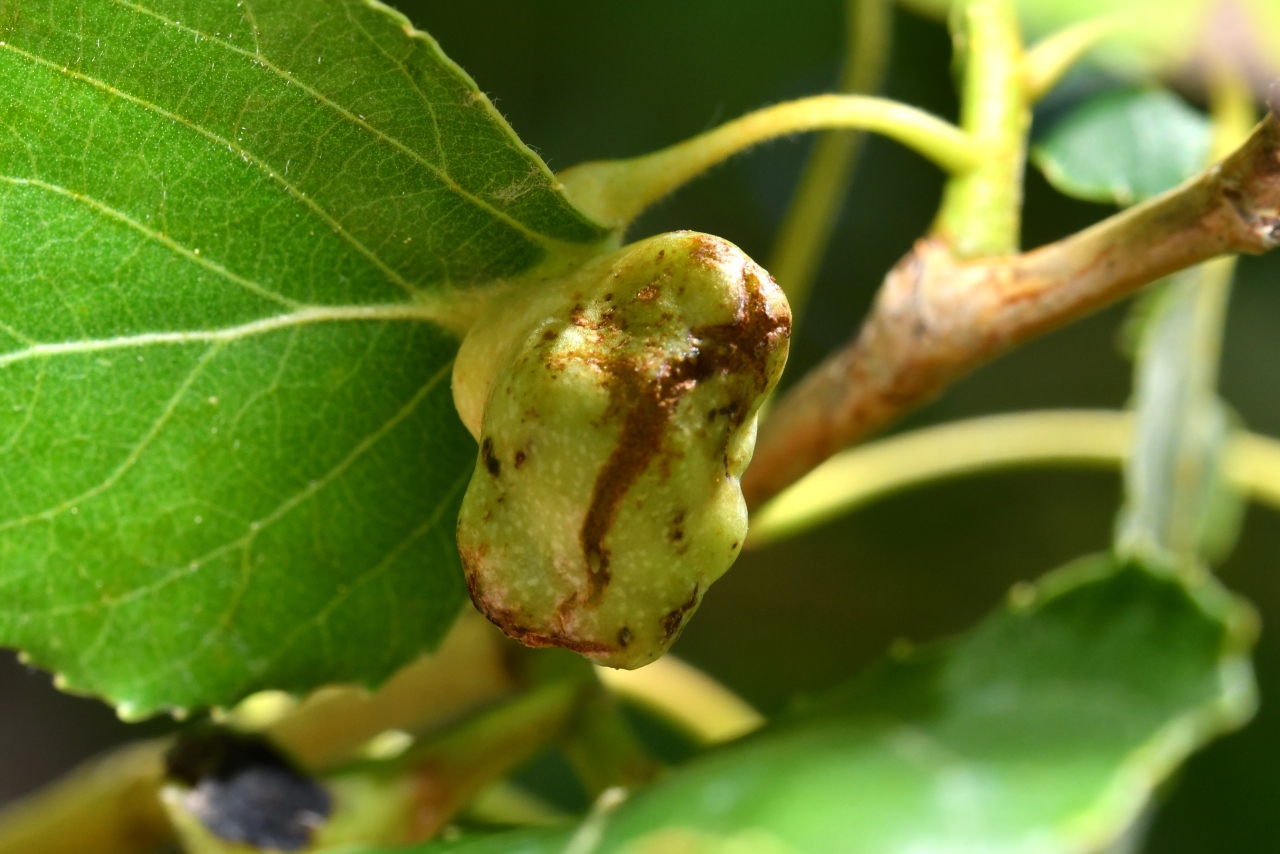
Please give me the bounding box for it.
[2,2,1277,850]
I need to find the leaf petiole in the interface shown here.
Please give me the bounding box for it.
[594,656,764,746]
[748,410,1280,549]
[558,94,981,230]
[1022,15,1132,103]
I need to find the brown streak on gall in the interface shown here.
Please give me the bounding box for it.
[481,438,501,477]
[464,549,616,657]
[660,585,700,640]
[579,254,790,607]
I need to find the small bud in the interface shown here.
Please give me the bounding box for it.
[453,232,790,668]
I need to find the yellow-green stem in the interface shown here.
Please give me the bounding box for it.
[0,740,171,854]
[748,410,1280,549]
[594,655,765,746]
[363,680,586,842]
[767,0,894,323]
[934,0,1028,257]
[1022,16,1129,103]
[1116,65,1257,568]
[558,95,980,230]
[561,688,662,797]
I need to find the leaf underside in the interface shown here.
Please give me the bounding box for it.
[1033,87,1210,207]
[0,0,610,717]
[384,557,1255,854]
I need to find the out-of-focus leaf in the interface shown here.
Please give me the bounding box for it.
[901,0,1280,84]
[1033,88,1211,206]
[0,0,611,717]
[1116,264,1246,569]
[375,555,1257,854]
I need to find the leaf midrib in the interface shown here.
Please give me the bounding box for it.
[0,356,455,599]
[0,303,452,370]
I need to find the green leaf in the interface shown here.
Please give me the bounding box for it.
[1033,87,1211,207]
[0,0,610,717]
[388,556,1255,854]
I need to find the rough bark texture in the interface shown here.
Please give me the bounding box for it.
[744,111,1280,509]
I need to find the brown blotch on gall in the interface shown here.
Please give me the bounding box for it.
[660,585,700,640]
[579,256,790,615]
[514,450,527,469]
[481,438,501,477]
[464,554,616,657]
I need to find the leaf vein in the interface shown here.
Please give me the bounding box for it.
[0,343,224,532]
[246,465,469,686]
[0,40,420,296]
[123,359,456,693]
[111,0,570,251]
[0,302,455,370]
[0,176,301,310]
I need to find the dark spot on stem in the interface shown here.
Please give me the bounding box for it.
[514,450,527,469]
[618,626,632,647]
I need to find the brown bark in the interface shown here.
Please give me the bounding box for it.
[744,110,1280,509]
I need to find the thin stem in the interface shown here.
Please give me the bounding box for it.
[0,614,516,854]
[1022,16,1128,103]
[767,0,894,323]
[263,613,515,771]
[367,680,587,842]
[594,656,765,746]
[162,682,589,852]
[557,95,981,229]
[1116,265,1236,567]
[933,0,1029,257]
[1115,71,1255,568]
[0,741,172,854]
[747,410,1280,549]
[743,110,1280,509]
[750,410,1130,547]
[462,782,566,827]
[560,688,662,797]
[0,621,758,854]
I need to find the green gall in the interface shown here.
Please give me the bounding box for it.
[453,232,791,669]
